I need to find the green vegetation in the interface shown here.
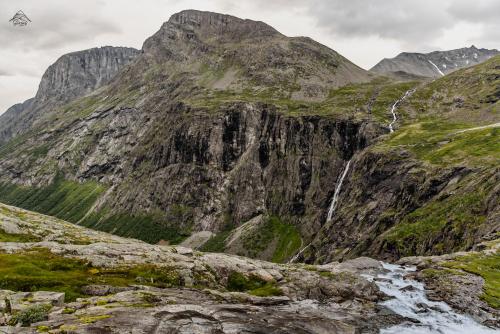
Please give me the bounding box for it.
[186,78,420,122]
[0,229,40,243]
[240,216,302,263]
[78,315,112,324]
[380,120,500,167]
[268,216,302,263]
[227,271,283,297]
[369,81,418,121]
[0,249,180,302]
[383,175,494,257]
[0,176,190,245]
[8,304,52,327]
[444,251,500,309]
[0,175,105,223]
[201,216,301,262]
[81,209,190,244]
[199,225,234,253]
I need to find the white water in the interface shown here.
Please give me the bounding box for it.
[289,159,353,263]
[388,89,414,133]
[365,262,498,334]
[428,60,445,76]
[326,159,351,222]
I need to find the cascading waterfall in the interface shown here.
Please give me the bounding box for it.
[326,159,352,222]
[388,89,415,133]
[289,159,353,264]
[364,263,497,334]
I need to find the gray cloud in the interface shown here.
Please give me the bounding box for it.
[0,0,121,51]
[218,0,498,49]
[305,0,452,43]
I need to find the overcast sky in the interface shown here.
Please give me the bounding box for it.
[0,0,499,113]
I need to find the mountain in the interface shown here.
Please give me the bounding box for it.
[0,10,498,268]
[0,46,140,144]
[0,9,499,332]
[371,45,499,78]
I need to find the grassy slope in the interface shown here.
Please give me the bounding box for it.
[0,248,181,302]
[201,216,301,263]
[0,175,105,223]
[0,176,189,244]
[444,250,500,309]
[378,56,499,256]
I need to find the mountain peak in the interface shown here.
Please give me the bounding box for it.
[166,9,280,40]
[371,46,499,78]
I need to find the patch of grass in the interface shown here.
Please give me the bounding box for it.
[383,177,493,257]
[269,216,302,263]
[0,249,181,302]
[0,229,40,243]
[381,121,500,167]
[81,209,190,245]
[8,304,52,327]
[443,251,500,309]
[199,229,233,253]
[0,174,106,224]
[78,314,111,324]
[226,272,282,297]
[62,307,76,314]
[239,216,302,263]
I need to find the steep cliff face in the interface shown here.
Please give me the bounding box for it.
[371,46,499,78]
[0,46,140,144]
[35,46,140,103]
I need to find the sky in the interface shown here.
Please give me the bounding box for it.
[0,0,499,114]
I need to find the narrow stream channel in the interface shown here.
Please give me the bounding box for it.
[365,262,498,334]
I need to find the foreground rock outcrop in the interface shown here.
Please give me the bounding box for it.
[0,203,405,333]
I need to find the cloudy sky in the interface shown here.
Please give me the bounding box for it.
[0,0,499,113]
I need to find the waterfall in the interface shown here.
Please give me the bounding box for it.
[288,159,353,263]
[326,159,352,222]
[389,89,414,133]
[364,263,497,334]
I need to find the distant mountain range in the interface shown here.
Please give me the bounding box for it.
[371,45,499,78]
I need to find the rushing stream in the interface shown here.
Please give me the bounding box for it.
[365,262,498,334]
[388,89,414,133]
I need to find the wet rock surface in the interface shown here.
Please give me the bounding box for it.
[398,242,500,327]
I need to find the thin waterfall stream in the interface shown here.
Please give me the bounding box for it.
[389,89,414,133]
[289,159,353,263]
[326,159,352,222]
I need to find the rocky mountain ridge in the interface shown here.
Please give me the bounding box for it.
[371,45,499,78]
[0,46,139,145]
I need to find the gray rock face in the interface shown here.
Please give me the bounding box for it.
[371,46,499,78]
[0,46,139,144]
[35,46,140,103]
